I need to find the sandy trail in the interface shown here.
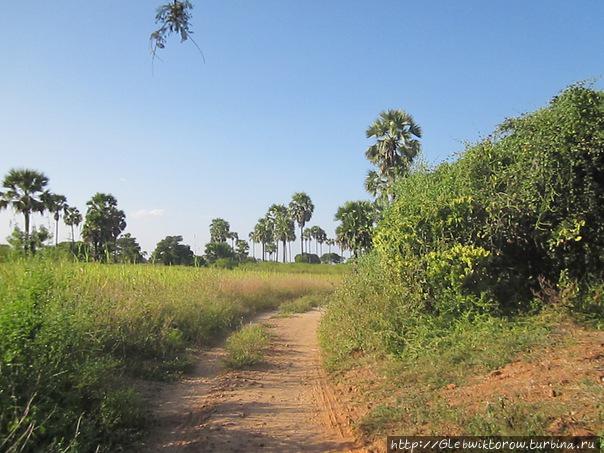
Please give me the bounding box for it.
[144,309,360,452]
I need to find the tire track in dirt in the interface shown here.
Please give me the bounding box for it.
[143,309,363,452]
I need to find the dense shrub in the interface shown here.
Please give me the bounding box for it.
[321,253,343,264]
[295,253,321,264]
[375,85,604,315]
[322,85,604,371]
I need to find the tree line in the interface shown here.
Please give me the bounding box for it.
[0,107,420,264]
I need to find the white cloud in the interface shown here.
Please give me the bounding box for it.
[131,208,165,219]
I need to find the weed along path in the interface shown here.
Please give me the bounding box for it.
[144,309,360,452]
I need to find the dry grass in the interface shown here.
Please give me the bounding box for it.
[0,259,341,451]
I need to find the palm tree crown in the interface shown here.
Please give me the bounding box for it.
[365,109,422,200]
[42,192,68,245]
[289,192,314,255]
[0,169,50,252]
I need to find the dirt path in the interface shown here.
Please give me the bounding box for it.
[144,309,360,452]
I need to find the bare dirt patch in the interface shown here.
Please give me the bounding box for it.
[443,326,604,435]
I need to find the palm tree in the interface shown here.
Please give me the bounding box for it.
[309,226,327,255]
[248,231,257,259]
[288,193,314,256]
[210,218,230,243]
[42,193,68,245]
[364,169,392,206]
[0,169,49,253]
[254,217,273,261]
[268,204,294,263]
[326,238,335,254]
[303,227,312,254]
[228,231,238,249]
[64,206,82,245]
[309,226,326,255]
[335,201,375,258]
[365,109,422,201]
[265,242,277,262]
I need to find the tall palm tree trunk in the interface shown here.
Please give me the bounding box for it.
[24,212,30,254]
[282,240,286,263]
[300,226,304,255]
[55,216,59,246]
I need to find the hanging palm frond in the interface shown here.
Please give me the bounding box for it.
[150,1,205,64]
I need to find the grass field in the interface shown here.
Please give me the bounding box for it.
[0,258,341,452]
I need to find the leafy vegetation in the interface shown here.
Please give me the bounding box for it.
[320,84,604,438]
[0,259,339,451]
[224,324,270,369]
[278,294,326,315]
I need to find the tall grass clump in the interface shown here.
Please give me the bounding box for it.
[0,258,340,451]
[320,85,604,434]
[279,294,326,315]
[224,324,270,368]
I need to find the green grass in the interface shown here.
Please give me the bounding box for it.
[278,294,326,315]
[319,255,604,439]
[239,261,348,275]
[0,257,341,452]
[224,324,270,368]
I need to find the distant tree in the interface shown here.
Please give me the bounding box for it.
[235,239,249,261]
[82,193,126,261]
[193,255,206,267]
[325,238,335,254]
[115,233,145,263]
[248,231,258,259]
[42,192,68,246]
[267,204,295,263]
[265,242,277,262]
[209,218,230,243]
[365,109,422,201]
[289,192,314,256]
[7,225,51,255]
[303,227,312,254]
[0,169,49,253]
[204,241,235,264]
[228,231,239,249]
[364,169,390,206]
[313,226,327,255]
[321,252,342,264]
[294,253,320,264]
[335,201,375,257]
[152,235,194,265]
[254,217,274,261]
[64,206,82,245]
[309,226,326,255]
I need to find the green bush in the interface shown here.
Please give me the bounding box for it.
[295,253,321,264]
[322,84,604,372]
[374,84,604,315]
[321,253,343,264]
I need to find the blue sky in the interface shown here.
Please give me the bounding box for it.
[0,0,602,254]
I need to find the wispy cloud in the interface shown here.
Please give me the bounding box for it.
[131,208,165,219]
